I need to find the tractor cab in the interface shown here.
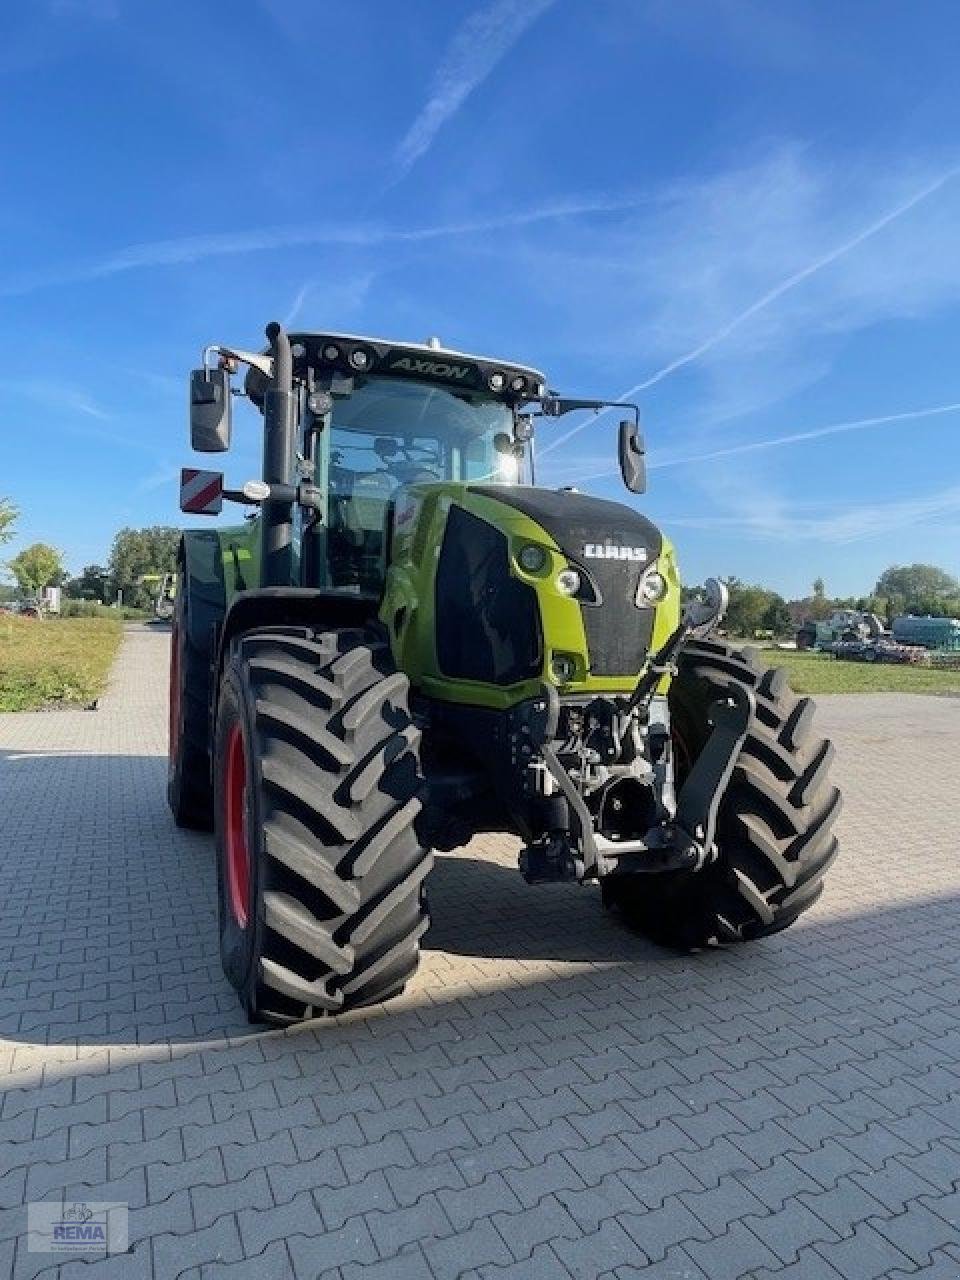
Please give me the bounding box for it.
[312,365,527,593]
[188,329,548,597]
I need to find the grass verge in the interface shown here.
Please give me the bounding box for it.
[758,648,960,695]
[0,616,124,711]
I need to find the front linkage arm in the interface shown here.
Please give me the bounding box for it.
[615,578,754,874]
[531,579,754,882]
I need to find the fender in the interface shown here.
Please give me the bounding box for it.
[214,588,380,693]
[176,530,229,758]
[178,530,227,654]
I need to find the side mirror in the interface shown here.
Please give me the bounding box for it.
[190,368,232,452]
[618,419,646,494]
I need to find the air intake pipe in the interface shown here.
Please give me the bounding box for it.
[261,321,296,587]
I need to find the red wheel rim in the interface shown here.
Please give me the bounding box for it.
[168,623,181,763]
[224,723,251,928]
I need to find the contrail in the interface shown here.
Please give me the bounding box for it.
[0,191,649,298]
[540,164,960,457]
[395,0,558,176]
[546,400,960,483]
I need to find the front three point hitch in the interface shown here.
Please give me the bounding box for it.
[520,578,754,884]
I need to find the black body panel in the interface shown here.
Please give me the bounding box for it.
[473,486,663,677]
[436,506,542,685]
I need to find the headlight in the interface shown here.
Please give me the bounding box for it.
[488,371,506,391]
[551,654,576,683]
[348,347,370,370]
[556,568,580,596]
[639,570,667,604]
[518,544,547,573]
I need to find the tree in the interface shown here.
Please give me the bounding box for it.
[725,581,774,637]
[874,564,960,616]
[0,498,16,546]
[762,595,793,637]
[8,543,65,595]
[108,526,180,609]
[65,564,112,603]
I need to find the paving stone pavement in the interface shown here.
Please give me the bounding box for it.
[1,624,959,1279]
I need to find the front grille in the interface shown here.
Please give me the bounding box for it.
[468,486,663,680]
[436,507,542,685]
[582,598,654,676]
[578,555,654,676]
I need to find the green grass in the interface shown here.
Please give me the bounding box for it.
[0,616,124,711]
[757,648,960,695]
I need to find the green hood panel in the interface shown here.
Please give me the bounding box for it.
[380,483,680,710]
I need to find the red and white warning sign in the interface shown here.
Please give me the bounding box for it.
[180,468,223,515]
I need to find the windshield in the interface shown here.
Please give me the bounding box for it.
[329,377,517,484]
[322,377,519,593]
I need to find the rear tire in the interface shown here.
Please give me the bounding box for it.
[214,625,431,1023]
[167,580,214,830]
[612,639,840,947]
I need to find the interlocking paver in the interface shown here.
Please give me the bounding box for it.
[744,1200,840,1265]
[199,1239,292,1279]
[1,621,959,1280]
[423,1218,513,1278]
[191,1168,272,1229]
[552,1217,646,1277]
[366,1191,453,1257]
[152,1215,244,1277]
[813,1220,916,1280]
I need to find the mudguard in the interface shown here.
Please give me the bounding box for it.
[177,530,228,749]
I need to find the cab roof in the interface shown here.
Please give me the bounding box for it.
[287,331,547,403]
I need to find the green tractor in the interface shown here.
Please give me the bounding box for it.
[169,323,840,1024]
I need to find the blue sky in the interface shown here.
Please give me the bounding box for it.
[2,0,960,599]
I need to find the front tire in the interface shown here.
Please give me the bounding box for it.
[614,639,840,948]
[214,625,431,1023]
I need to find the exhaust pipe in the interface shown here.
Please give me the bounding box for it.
[261,321,296,588]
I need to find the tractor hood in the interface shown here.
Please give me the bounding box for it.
[472,486,665,677]
[471,487,662,565]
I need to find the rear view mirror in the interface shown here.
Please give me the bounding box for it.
[190,368,232,452]
[618,419,646,494]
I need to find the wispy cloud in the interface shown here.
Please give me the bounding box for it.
[539,158,960,456]
[394,0,558,176]
[620,165,960,399]
[0,379,111,420]
[664,482,960,544]
[282,271,376,329]
[0,191,649,298]
[546,400,960,482]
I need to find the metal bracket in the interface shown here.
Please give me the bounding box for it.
[671,683,754,861]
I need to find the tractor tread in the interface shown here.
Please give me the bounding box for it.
[262,891,355,973]
[261,757,361,843]
[246,656,342,708]
[349,854,434,948]
[262,821,360,911]
[347,726,421,804]
[353,797,423,878]
[341,672,409,732]
[616,638,840,949]
[340,916,430,997]
[216,625,430,1025]
[255,698,355,769]
[259,957,343,1010]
